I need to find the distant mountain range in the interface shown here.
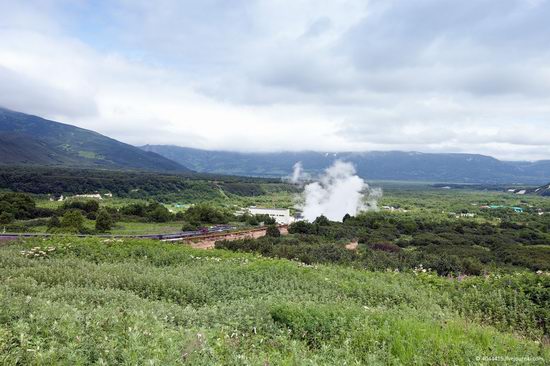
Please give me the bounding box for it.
[1,107,548,184]
[0,108,189,172]
[141,145,550,184]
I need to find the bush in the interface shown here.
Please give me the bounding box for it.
[61,199,100,214]
[95,209,113,232]
[369,242,401,253]
[60,210,85,233]
[255,214,276,225]
[0,192,37,219]
[0,212,14,225]
[313,215,330,226]
[288,221,317,234]
[46,216,61,231]
[181,222,198,232]
[182,204,230,225]
[147,205,172,223]
[461,257,483,276]
[427,254,463,276]
[266,225,281,238]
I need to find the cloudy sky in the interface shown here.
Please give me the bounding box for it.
[1,0,549,160]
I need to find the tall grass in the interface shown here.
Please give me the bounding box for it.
[0,237,548,365]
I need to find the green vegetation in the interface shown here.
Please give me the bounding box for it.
[60,210,86,234]
[0,107,187,172]
[218,209,550,274]
[181,204,232,226]
[1,167,549,364]
[0,237,547,364]
[95,209,113,232]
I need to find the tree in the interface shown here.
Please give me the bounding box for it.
[95,209,113,232]
[266,225,281,238]
[47,216,61,230]
[313,215,330,226]
[183,204,229,224]
[255,214,276,225]
[181,221,198,232]
[0,192,36,219]
[0,212,14,225]
[61,210,85,233]
[148,205,172,223]
[342,213,352,222]
[288,221,316,234]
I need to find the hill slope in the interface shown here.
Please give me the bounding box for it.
[0,108,189,172]
[533,183,550,196]
[141,145,550,184]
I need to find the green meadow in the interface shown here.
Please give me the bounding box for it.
[0,237,547,365]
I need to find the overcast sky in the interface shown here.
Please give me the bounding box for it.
[1,0,550,160]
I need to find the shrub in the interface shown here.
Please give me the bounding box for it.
[461,257,483,276]
[369,242,401,253]
[0,192,37,219]
[61,199,100,214]
[427,254,463,276]
[266,225,281,238]
[46,216,61,231]
[0,212,14,225]
[147,205,172,223]
[60,210,85,233]
[181,222,198,231]
[288,221,317,234]
[95,209,113,232]
[255,214,276,225]
[314,215,330,226]
[182,204,230,225]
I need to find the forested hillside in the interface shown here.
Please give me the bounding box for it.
[0,108,188,172]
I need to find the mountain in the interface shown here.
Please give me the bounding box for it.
[0,108,189,172]
[532,183,550,196]
[141,145,550,184]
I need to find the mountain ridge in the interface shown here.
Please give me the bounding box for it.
[141,145,550,184]
[0,107,189,172]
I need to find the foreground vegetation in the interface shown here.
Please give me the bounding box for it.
[1,166,549,363]
[0,237,548,365]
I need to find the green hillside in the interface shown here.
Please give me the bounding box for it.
[0,108,188,172]
[0,237,547,365]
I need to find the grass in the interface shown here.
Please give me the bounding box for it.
[0,237,548,365]
[23,221,186,235]
[109,221,185,235]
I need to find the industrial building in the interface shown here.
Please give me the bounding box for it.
[246,207,293,225]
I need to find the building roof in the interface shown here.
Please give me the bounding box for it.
[248,207,289,212]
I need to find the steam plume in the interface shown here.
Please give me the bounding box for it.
[295,160,380,222]
[291,162,304,184]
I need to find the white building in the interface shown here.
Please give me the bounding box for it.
[73,194,103,200]
[246,207,292,225]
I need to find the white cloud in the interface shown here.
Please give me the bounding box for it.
[0,0,549,161]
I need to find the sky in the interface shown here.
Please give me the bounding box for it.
[1,0,549,161]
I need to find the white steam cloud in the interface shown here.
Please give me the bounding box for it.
[291,162,304,184]
[294,160,380,222]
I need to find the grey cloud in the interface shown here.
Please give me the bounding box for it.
[0,66,98,119]
[1,0,550,160]
[302,17,332,38]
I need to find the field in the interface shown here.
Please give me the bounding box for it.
[1,237,548,365]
